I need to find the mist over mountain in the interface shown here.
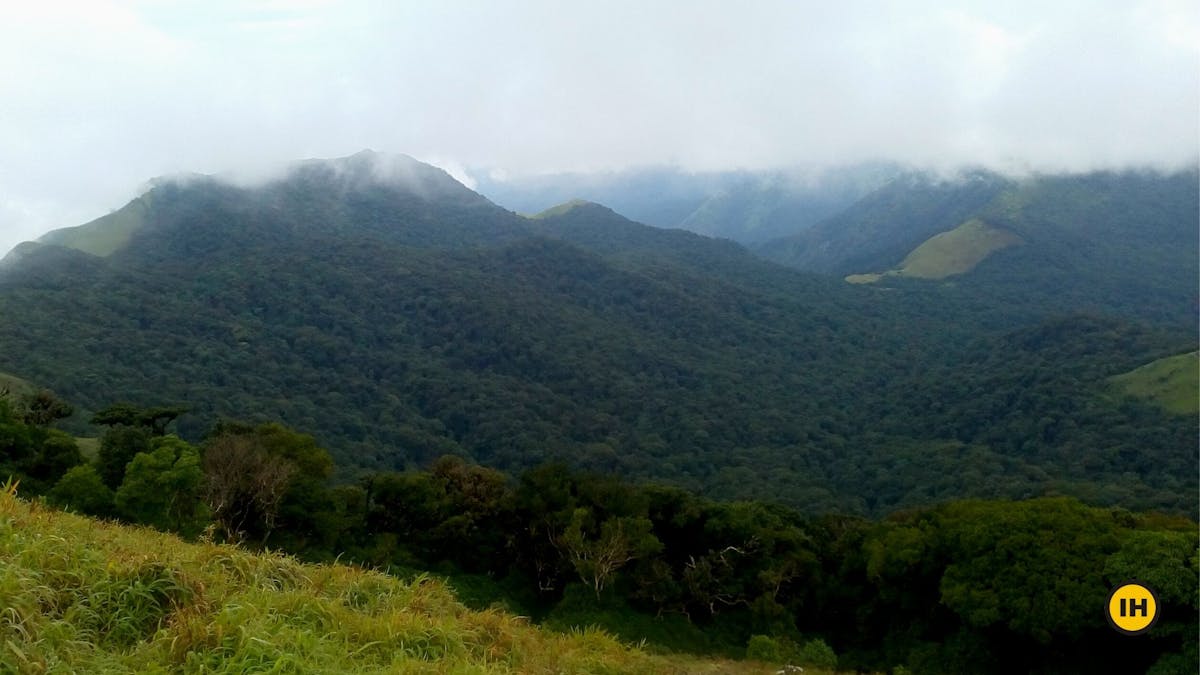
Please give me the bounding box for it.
[4,3,1197,671]
[0,152,1193,517]
[757,167,1199,327]
[473,163,899,244]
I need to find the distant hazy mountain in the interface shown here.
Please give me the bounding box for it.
[758,168,1200,327]
[755,170,1011,274]
[0,153,1192,515]
[473,163,899,244]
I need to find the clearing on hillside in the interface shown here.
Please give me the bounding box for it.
[845,218,1022,283]
[0,371,35,399]
[1110,351,1199,415]
[37,194,152,257]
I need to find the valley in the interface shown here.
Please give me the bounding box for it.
[0,153,1195,672]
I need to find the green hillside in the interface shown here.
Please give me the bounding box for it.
[0,483,778,674]
[846,218,1022,283]
[757,171,1009,274]
[0,155,1194,516]
[38,193,152,257]
[529,198,594,219]
[0,370,35,398]
[764,169,1199,328]
[1111,351,1199,415]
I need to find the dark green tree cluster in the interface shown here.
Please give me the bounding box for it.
[0,390,80,494]
[33,404,342,550]
[320,458,1197,673]
[24,398,1197,673]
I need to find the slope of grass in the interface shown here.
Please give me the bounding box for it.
[1110,351,1199,415]
[0,483,783,674]
[529,199,594,219]
[845,218,1021,283]
[37,195,150,257]
[894,218,1022,278]
[74,436,101,460]
[0,371,35,399]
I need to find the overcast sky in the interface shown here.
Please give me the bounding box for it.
[1,0,1197,253]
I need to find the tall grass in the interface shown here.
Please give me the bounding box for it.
[0,482,782,673]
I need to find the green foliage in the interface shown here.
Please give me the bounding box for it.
[114,435,206,536]
[18,389,74,426]
[21,428,82,486]
[199,422,337,550]
[96,424,152,489]
[746,634,784,662]
[10,400,1200,673]
[746,635,837,668]
[48,463,115,517]
[797,638,838,669]
[846,498,1199,672]
[933,499,1119,642]
[0,399,84,494]
[559,507,662,596]
[92,402,188,435]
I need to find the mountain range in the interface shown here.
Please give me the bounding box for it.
[472,162,900,243]
[1,151,1195,515]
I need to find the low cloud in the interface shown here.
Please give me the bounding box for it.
[1,0,1196,253]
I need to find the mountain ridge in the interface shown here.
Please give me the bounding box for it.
[0,153,1193,515]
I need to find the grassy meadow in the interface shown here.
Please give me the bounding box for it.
[1111,351,1199,415]
[0,481,798,674]
[845,218,1021,283]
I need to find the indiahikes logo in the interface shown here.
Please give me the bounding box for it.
[1106,581,1159,635]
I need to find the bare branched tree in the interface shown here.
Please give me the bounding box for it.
[555,508,662,597]
[202,434,295,542]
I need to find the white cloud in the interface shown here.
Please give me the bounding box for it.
[0,0,1196,253]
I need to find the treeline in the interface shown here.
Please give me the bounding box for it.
[3,398,1195,673]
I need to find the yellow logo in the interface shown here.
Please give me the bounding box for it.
[1106,581,1159,635]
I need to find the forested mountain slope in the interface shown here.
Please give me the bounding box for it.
[760,169,1199,327]
[757,170,1010,274]
[0,154,1193,515]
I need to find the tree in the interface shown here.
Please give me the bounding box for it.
[19,390,73,427]
[90,403,147,428]
[114,435,206,536]
[48,464,114,517]
[91,403,188,435]
[201,433,296,542]
[202,422,334,550]
[96,425,152,489]
[23,429,83,486]
[557,507,662,597]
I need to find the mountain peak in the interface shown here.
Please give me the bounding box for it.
[529,199,606,219]
[283,151,468,196]
[22,152,516,261]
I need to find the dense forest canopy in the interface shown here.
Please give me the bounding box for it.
[0,153,1196,672]
[0,154,1194,516]
[2,398,1195,673]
